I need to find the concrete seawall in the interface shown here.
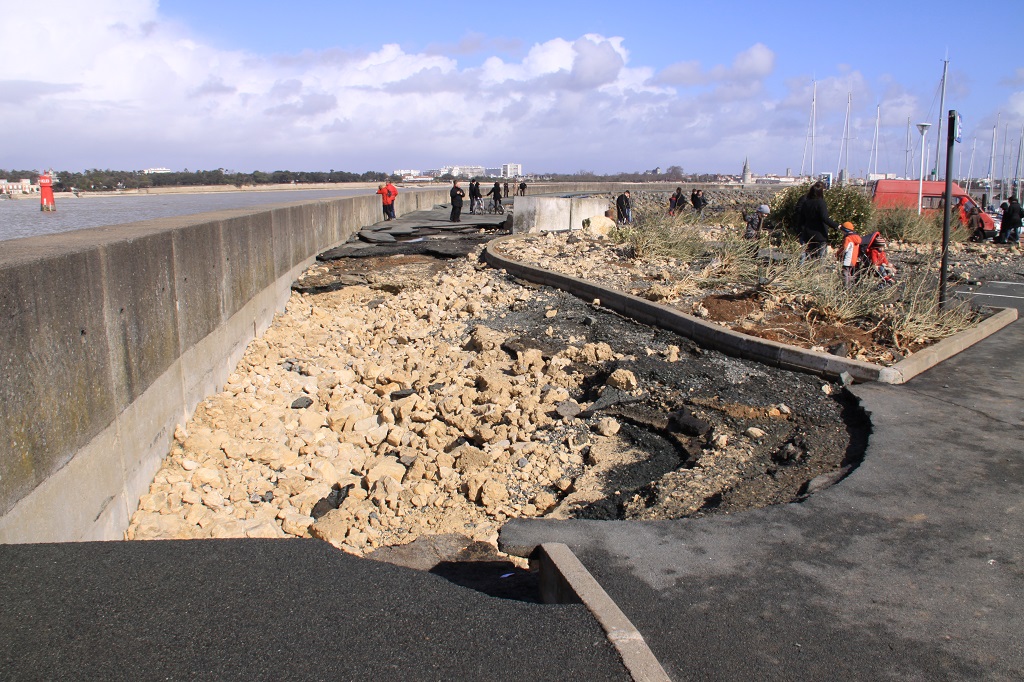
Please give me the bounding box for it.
[0,181,750,544]
[0,189,449,543]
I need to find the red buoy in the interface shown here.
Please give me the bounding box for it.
[39,172,56,212]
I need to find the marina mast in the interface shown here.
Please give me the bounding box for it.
[933,57,948,180]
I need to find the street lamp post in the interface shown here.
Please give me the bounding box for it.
[917,122,932,214]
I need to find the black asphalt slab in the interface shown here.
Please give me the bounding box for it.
[502,320,1024,680]
[0,539,629,681]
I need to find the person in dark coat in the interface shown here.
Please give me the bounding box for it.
[799,181,838,258]
[503,181,509,198]
[616,191,632,224]
[449,180,465,222]
[996,195,1022,244]
[487,182,503,212]
[468,179,481,214]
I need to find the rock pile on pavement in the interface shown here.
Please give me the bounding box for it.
[126,252,647,554]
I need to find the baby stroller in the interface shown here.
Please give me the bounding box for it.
[858,231,896,286]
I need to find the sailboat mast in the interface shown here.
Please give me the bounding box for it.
[836,93,851,181]
[989,113,999,204]
[869,105,880,178]
[933,57,948,180]
[965,137,976,197]
[905,117,913,178]
[811,81,817,177]
[1014,125,1023,200]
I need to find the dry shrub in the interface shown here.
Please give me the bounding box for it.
[883,267,977,350]
[612,194,710,261]
[873,206,970,244]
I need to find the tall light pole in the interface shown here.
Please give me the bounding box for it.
[917,122,932,214]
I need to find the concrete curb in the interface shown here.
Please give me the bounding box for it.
[483,235,1016,384]
[533,543,671,682]
[885,306,1018,383]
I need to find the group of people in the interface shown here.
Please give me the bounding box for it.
[666,187,709,218]
[742,180,895,286]
[466,179,505,215]
[375,181,399,221]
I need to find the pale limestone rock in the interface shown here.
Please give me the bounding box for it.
[365,457,406,485]
[309,508,349,548]
[451,443,491,473]
[281,513,314,537]
[479,480,509,510]
[745,427,767,440]
[192,467,226,490]
[290,483,333,516]
[584,215,615,239]
[129,512,196,540]
[607,369,638,391]
[245,520,286,539]
[594,418,621,437]
[252,444,298,470]
[532,491,557,513]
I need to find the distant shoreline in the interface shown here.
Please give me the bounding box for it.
[1,182,417,200]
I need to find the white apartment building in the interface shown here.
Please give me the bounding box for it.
[501,163,523,178]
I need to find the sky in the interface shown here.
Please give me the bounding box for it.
[2,0,1023,177]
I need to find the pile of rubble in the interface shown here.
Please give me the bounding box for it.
[126,255,657,553]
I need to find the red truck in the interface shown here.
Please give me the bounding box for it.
[871,179,997,239]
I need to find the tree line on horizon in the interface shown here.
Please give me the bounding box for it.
[2,164,733,192]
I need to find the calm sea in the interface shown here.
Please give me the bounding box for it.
[0,188,376,243]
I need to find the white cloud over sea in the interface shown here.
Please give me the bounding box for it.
[1,1,1016,175]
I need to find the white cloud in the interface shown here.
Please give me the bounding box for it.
[0,6,961,175]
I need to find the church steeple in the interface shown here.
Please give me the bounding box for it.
[741,157,752,184]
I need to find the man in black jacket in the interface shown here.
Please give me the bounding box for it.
[799,181,838,258]
[996,195,1022,244]
[616,191,632,224]
[449,180,465,222]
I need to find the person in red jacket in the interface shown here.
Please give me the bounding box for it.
[384,180,398,220]
[376,183,390,221]
[837,222,861,287]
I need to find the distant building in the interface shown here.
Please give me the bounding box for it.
[501,163,523,178]
[741,158,753,184]
[0,178,35,194]
[393,169,420,177]
[142,167,172,174]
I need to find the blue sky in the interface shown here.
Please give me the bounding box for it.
[2,0,1022,176]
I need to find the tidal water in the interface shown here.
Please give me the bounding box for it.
[0,188,375,243]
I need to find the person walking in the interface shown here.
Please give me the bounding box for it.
[799,181,838,259]
[384,180,398,220]
[996,195,1022,244]
[616,191,632,224]
[449,180,465,222]
[487,181,503,212]
[468,179,482,214]
[503,181,509,198]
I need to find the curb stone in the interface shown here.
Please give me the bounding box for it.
[533,543,671,682]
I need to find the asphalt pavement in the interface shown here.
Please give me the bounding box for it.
[501,316,1024,680]
[0,538,629,681]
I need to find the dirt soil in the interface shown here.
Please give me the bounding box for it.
[314,249,867,524]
